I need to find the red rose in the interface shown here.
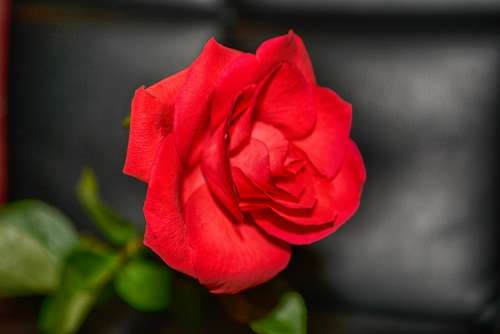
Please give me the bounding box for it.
[124,31,366,294]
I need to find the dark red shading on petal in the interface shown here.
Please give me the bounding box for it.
[228,84,258,152]
[253,141,366,244]
[274,175,305,199]
[256,30,316,84]
[201,120,243,222]
[201,79,263,223]
[185,185,291,294]
[232,167,268,201]
[233,167,315,212]
[231,139,316,211]
[239,166,330,227]
[173,38,241,162]
[143,135,195,277]
[253,210,337,245]
[294,87,352,179]
[257,63,315,139]
[270,171,336,226]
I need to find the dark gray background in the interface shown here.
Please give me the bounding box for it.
[7,0,500,332]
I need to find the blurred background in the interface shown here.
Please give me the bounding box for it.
[1,0,500,333]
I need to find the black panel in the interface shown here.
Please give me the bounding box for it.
[228,25,500,319]
[9,11,222,230]
[235,0,500,16]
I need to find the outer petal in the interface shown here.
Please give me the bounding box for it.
[185,185,291,294]
[294,87,352,179]
[124,88,165,182]
[257,63,315,139]
[256,30,316,84]
[173,38,241,162]
[147,68,189,105]
[124,69,189,182]
[328,140,366,226]
[143,134,195,277]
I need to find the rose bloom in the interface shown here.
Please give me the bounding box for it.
[124,31,366,294]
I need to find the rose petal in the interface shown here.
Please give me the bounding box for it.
[210,54,260,130]
[274,175,305,199]
[143,135,195,277]
[328,140,367,226]
[233,165,316,212]
[294,87,352,179]
[124,88,170,182]
[231,138,273,191]
[174,38,241,162]
[250,122,289,176]
[185,185,291,294]
[257,63,315,139]
[256,30,316,84]
[123,68,189,182]
[240,166,329,227]
[269,172,336,226]
[254,141,366,244]
[201,120,243,222]
[229,84,258,152]
[253,210,337,245]
[232,167,268,201]
[231,139,315,210]
[182,165,204,204]
[147,68,189,105]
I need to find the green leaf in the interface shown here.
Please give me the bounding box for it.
[122,115,130,129]
[114,258,171,311]
[250,292,307,334]
[76,168,137,246]
[38,245,121,334]
[0,200,78,297]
